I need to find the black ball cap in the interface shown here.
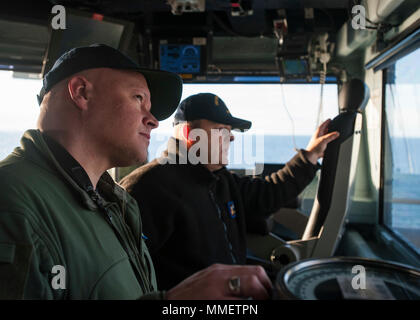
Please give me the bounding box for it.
[37,44,183,121]
[173,93,252,131]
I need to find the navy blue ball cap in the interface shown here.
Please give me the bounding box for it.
[173,93,252,131]
[37,44,183,121]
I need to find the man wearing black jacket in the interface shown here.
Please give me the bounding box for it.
[120,92,339,290]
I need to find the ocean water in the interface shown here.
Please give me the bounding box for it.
[2,131,420,178]
[1,131,419,236]
[150,133,420,235]
[148,133,313,169]
[149,133,420,174]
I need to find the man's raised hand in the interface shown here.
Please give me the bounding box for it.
[304,119,340,165]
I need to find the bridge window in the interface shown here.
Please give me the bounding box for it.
[0,71,41,161]
[150,83,339,166]
[383,47,420,254]
[149,83,339,214]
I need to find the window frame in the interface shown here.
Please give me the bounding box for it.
[379,49,420,261]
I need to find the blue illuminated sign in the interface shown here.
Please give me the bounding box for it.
[160,44,201,74]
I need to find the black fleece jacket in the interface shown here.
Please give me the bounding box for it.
[120,137,319,290]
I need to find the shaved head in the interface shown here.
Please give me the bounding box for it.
[37,67,159,187]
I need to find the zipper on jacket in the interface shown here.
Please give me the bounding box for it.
[110,204,154,292]
[208,190,238,264]
[89,190,151,293]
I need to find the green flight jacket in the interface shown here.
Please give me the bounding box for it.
[0,130,163,299]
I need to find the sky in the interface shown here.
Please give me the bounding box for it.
[167,83,339,136]
[0,64,419,138]
[0,72,42,132]
[386,48,420,139]
[0,71,340,136]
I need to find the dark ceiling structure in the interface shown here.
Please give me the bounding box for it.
[0,0,414,82]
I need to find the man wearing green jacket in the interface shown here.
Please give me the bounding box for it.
[0,44,271,299]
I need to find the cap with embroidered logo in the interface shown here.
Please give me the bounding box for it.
[173,93,252,131]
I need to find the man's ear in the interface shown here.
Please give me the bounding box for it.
[67,76,92,110]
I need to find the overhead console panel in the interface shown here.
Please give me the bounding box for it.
[0,0,350,83]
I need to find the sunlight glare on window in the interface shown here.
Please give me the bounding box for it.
[0,71,41,160]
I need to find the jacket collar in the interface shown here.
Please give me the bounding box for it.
[42,133,95,193]
[160,137,227,187]
[16,130,128,211]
